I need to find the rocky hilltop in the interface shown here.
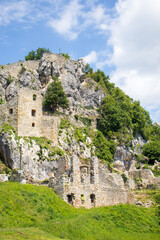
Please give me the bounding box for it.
[0,53,160,208]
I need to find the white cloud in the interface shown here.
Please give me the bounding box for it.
[0,1,31,25]
[48,0,110,39]
[0,0,110,40]
[48,0,83,40]
[0,0,64,27]
[84,51,97,64]
[108,0,160,121]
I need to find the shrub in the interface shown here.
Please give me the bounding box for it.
[135,163,141,169]
[59,52,70,60]
[25,48,51,61]
[74,114,79,120]
[143,141,160,161]
[93,131,115,163]
[152,166,160,177]
[121,173,128,183]
[60,119,70,129]
[80,117,92,127]
[6,74,13,85]
[74,128,86,143]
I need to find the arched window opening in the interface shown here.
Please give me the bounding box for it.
[81,194,85,204]
[67,193,75,205]
[33,94,37,101]
[9,108,13,114]
[90,194,96,207]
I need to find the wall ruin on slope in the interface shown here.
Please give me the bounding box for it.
[51,155,131,208]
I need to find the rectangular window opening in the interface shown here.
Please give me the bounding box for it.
[32,123,35,127]
[31,109,36,117]
[33,94,37,101]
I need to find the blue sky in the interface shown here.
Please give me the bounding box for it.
[0,0,160,122]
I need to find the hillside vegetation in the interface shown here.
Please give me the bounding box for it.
[0,182,159,240]
[85,67,160,166]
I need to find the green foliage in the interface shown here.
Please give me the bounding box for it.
[79,116,92,127]
[6,74,14,85]
[28,137,64,159]
[154,193,160,204]
[25,48,51,61]
[0,97,5,105]
[74,128,86,143]
[52,75,58,81]
[151,166,160,177]
[29,137,51,150]
[135,154,148,164]
[135,163,141,169]
[0,160,11,174]
[0,64,4,69]
[93,131,116,163]
[59,52,70,60]
[85,68,152,139]
[98,94,132,134]
[98,87,152,138]
[60,119,71,129]
[43,80,69,111]
[143,141,160,161]
[132,101,152,137]
[121,173,128,183]
[54,148,64,156]
[0,182,160,240]
[19,65,26,75]
[0,124,16,135]
[85,68,114,94]
[147,124,160,141]
[74,114,79,120]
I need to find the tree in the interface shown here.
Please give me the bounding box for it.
[143,141,160,161]
[43,78,69,111]
[25,48,51,61]
[93,131,116,163]
[98,94,132,135]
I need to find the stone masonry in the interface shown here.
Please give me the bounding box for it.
[51,155,131,208]
[0,88,60,143]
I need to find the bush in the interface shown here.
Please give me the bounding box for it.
[60,119,70,129]
[143,141,160,161]
[121,173,128,183]
[74,114,79,120]
[152,166,160,177]
[59,53,70,60]
[80,117,92,127]
[25,48,51,61]
[93,131,116,163]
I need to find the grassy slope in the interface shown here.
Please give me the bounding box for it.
[0,182,159,240]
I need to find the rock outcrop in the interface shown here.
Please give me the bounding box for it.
[0,53,160,208]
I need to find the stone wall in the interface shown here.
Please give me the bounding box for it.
[18,88,42,137]
[0,97,18,131]
[0,88,60,143]
[41,115,60,144]
[52,155,130,208]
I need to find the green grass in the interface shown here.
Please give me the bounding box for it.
[0,182,159,240]
[0,228,62,240]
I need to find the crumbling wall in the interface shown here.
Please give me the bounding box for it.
[17,88,42,137]
[52,155,131,208]
[41,115,60,144]
[0,97,18,131]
